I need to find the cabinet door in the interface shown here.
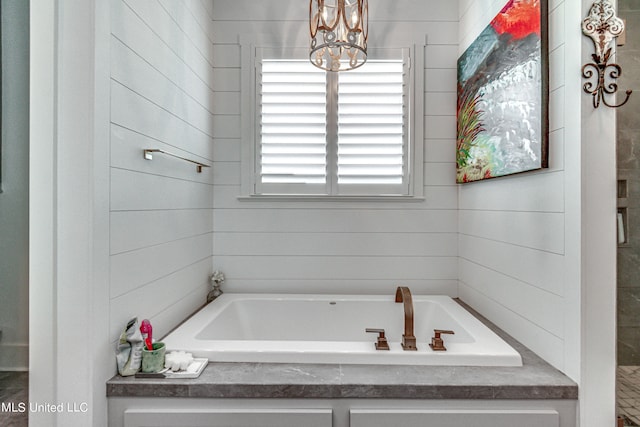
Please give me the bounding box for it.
[350,409,559,427]
[124,408,332,427]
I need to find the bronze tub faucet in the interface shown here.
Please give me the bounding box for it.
[395,286,417,351]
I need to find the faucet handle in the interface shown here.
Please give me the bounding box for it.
[430,329,455,351]
[365,328,390,351]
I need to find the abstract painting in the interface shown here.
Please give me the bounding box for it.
[457,0,548,183]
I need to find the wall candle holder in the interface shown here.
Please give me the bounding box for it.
[581,0,632,108]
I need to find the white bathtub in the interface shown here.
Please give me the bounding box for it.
[162,293,522,367]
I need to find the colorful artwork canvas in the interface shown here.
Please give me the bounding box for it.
[457,0,548,183]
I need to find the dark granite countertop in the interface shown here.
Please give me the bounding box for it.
[107,301,578,400]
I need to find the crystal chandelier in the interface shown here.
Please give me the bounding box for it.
[309,0,368,72]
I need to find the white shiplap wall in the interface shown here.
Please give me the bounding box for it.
[210,0,459,295]
[457,0,569,370]
[109,0,215,340]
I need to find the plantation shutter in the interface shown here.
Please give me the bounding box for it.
[336,59,407,193]
[258,59,328,193]
[256,48,410,196]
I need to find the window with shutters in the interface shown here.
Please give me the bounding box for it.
[242,46,423,199]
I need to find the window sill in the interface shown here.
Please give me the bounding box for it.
[237,194,425,203]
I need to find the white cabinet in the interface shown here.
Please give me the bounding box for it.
[109,398,576,427]
[350,409,559,427]
[123,408,332,427]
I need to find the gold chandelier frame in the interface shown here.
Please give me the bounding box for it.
[309,0,368,71]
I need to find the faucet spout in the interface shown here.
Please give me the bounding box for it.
[395,286,417,351]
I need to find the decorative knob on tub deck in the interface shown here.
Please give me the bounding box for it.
[430,329,455,351]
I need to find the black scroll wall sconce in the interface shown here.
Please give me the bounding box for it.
[582,0,632,108]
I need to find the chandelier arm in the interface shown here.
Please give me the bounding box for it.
[309,0,319,38]
[343,0,361,32]
[319,0,341,32]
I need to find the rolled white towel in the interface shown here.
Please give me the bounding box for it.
[164,351,194,372]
